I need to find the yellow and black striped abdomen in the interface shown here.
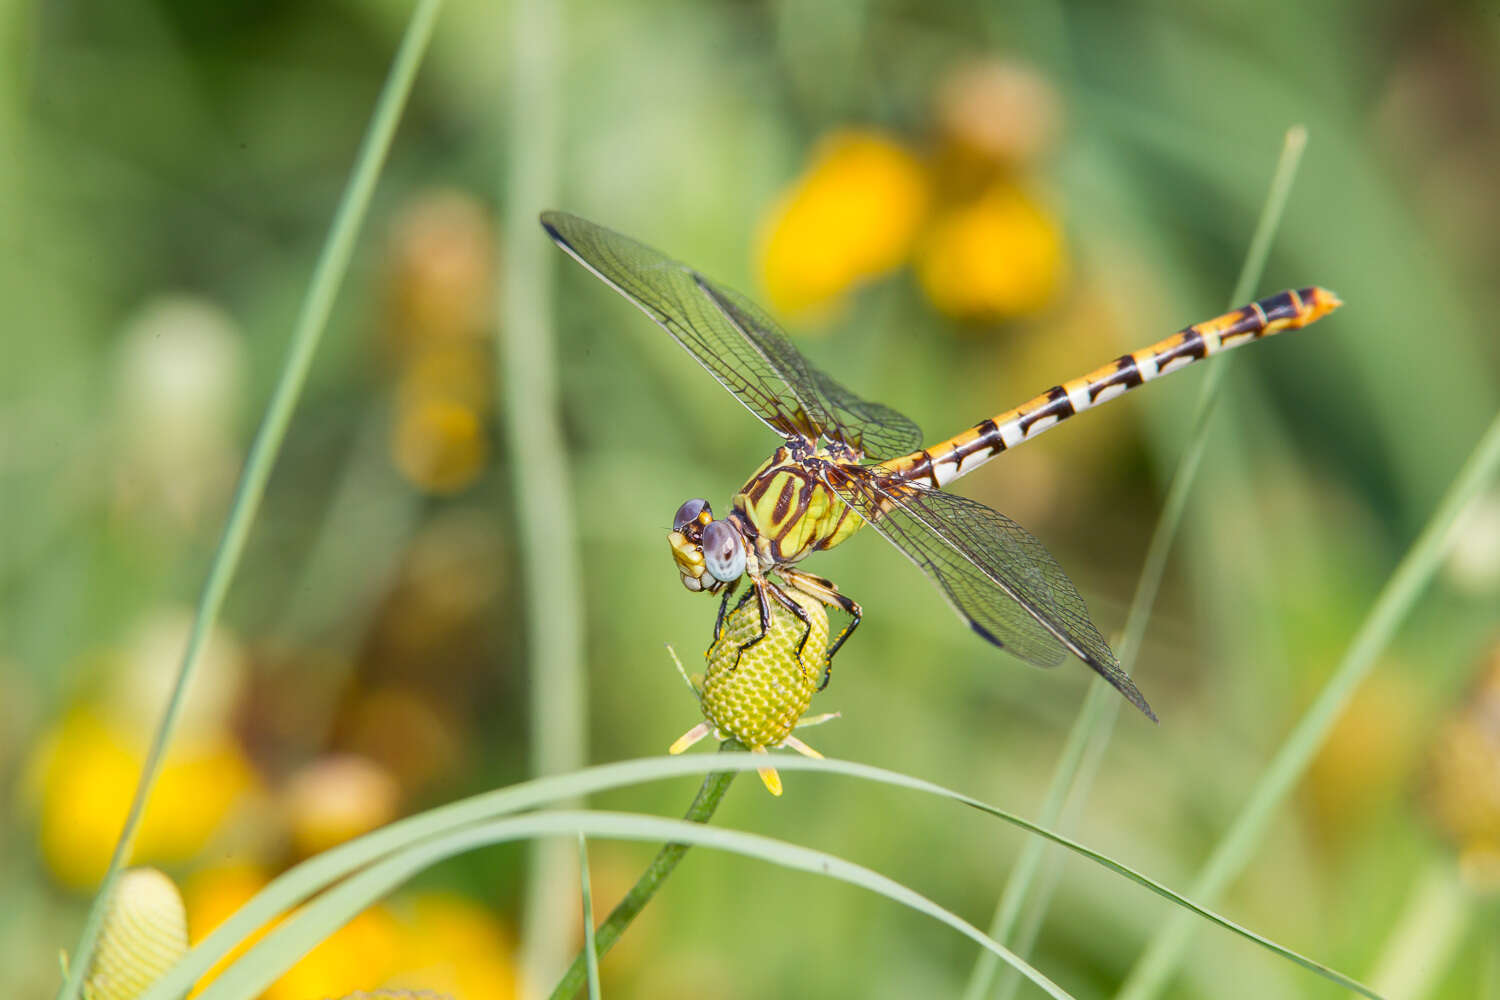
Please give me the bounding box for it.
[734,447,865,564]
[881,286,1342,489]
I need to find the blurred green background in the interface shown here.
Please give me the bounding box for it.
[4,0,1500,997]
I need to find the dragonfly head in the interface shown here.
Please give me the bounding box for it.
[669,498,746,593]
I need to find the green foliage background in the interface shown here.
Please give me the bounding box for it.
[3,1,1498,997]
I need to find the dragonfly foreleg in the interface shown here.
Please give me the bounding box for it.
[724,577,814,672]
[779,568,861,691]
[766,581,815,663]
[713,580,751,644]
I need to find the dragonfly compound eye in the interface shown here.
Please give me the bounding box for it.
[700,519,745,583]
[673,498,712,534]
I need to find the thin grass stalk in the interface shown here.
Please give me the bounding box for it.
[549,753,739,1000]
[964,126,1310,1000]
[576,835,601,1000]
[52,5,442,997]
[498,0,588,995]
[1116,407,1500,998]
[1367,859,1471,1000]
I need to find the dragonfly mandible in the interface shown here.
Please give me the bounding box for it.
[541,211,1341,721]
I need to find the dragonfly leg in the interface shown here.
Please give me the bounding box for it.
[727,577,812,671]
[713,580,752,644]
[766,581,815,662]
[780,568,861,691]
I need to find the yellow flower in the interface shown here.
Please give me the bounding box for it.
[385,189,496,355]
[32,707,260,889]
[915,181,1065,321]
[385,892,516,1000]
[284,754,401,858]
[184,862,273,998]
[757,129,930,320]
[1304,671,1419,842]
[391,395,487,495]
[186,872,515,1000]
[396,342,493,416]
[263,907,405,1000]
[1424,643,1500,889]
[934,59,1062,170]
[85,868,189,1000]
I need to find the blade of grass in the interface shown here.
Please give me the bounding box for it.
[140,753,1380,1000]
[53,5,442,998]
[576,834,601,1000]
[1116,406,1500,999]
[497,0,587,995]
[964,125,1310,1000]
[191,810,1081,1000]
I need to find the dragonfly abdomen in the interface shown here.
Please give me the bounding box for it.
[883,286,1341,488]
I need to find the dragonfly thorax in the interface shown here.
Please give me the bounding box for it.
[730,444,865,567]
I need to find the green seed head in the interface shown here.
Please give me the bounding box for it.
[699,588,830,750]
[84,868,189,1000]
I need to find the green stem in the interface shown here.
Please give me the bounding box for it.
[549,746,740,1000]
[577,834,601,1000]
[1116,407,1500,999]
[964,125,1310,1000]
[498,0,587,993]
[1368,858,1471,1000]
[53,5,441,998]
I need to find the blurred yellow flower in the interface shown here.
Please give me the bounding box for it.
[935,59,1062,171]
[341,687,464,794]
[184,862,274,997]
[32,707,260,889]
[757,129,930,320]
[385,892,516,1000]
[284,754,401,858]
[391,396,487,495]
[86,868,189,1000]
[187,864,404,1000]
[186,869,515,1000]
[386,189,496,355]
[915,181,1065,321]
[1423,643,1500,889]
[1304,670,1419,841]
[263,906,405,1000]
[396,342,493,416]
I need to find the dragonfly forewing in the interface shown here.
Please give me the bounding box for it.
[543,211,922,460]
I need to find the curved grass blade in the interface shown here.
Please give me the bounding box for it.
[139,754,1379,1000]
[1116,404,1500,999]
[54,5,443,999]
[963,125,1311,1000]
[189,811,1076,1000]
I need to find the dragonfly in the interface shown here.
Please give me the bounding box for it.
[541,211,1341,720]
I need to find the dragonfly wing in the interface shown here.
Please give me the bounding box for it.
[543,211,922,460]
[825,468,1156,720]
[542,211,818,440]
[696,281,924,460]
